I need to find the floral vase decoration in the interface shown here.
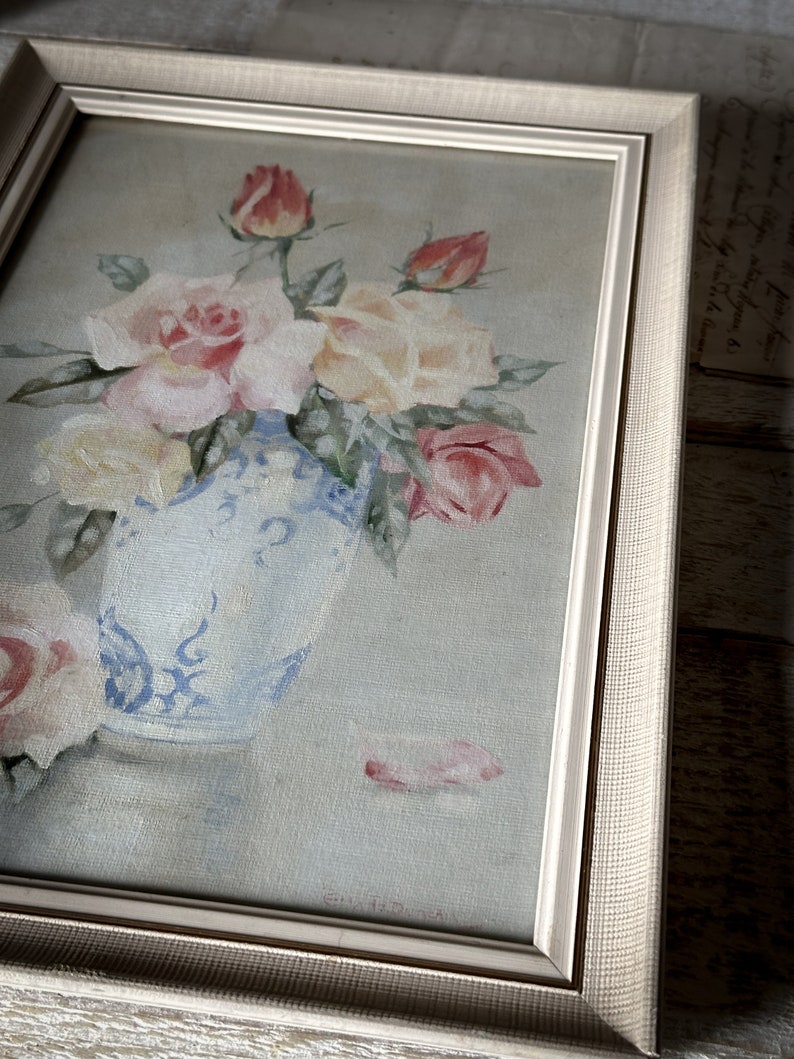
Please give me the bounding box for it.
[0,161,558,786]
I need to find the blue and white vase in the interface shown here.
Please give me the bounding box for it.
[98,413,370,744]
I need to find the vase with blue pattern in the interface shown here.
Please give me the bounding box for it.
[98,412,371,744]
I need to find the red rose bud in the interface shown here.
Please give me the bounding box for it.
[231,165,312,239]
[404,423,541,528]
[403,231,489,291]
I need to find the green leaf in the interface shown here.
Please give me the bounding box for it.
[0,755,46,802]
[0,341,86,359]
[97,254,150,292]
[409,395,534,434]
[367,410,416,444]
[288,386,367,486]
[0,503,37,533]
[7,359,131,407]
[487,356,560,392]
[187,410,256,481]
[408,404,463,430]
[365,469,410,574]
[219,213,262,243]
[362,413,430,487]
[46,503,116,578]
[286,259,347,316]
[457,389,534,432]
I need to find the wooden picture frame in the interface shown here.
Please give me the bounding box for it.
[0,38,696,1058]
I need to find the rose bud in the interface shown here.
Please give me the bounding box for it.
[403,231,489,292]
[404,423,541,528]
[231,165,312,239]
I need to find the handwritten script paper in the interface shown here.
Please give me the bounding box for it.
[692,49,794,376]
[627,26,794,378]
[259,3,794,378]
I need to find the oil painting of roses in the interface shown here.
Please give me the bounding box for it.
[0,146,560,764]
[0,114,614,947]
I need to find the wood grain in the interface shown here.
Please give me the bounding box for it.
[664,633,794,1053]
[686,367,794,450]
[0,0,279,53]
[0,982,489,1059]
[677,444,794,640]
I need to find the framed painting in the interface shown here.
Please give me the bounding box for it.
[0,38,696,1059]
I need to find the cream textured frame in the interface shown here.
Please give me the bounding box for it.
[0,38,697,1059]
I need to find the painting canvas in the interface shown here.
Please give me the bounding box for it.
[0,114,616,947]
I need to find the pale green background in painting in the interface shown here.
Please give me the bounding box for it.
[0,117,614,942]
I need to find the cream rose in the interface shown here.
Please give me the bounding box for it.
[0,582,107,767]
[311,283,498,414]
[36,412,192,514]
[86,272,325,431]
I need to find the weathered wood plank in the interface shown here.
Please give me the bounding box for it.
[248,0,643,84]
[677,443,794,639]
[0,982,490,1059]
[686,368,794,451]
[664,633,794,1053]
[0,0,280,53]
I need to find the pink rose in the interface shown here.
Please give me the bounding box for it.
[231,165,312,239]
[404,423,541,527]
[86,273,326,432]
[0,583,107,767]
[101,359,235,434]
[403,231,489,292]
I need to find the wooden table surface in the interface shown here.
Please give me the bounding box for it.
[0,2,792,1057]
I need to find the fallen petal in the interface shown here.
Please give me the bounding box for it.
[361,733,503,792]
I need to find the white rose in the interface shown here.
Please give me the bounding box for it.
[0,582,107,767]
[37,412,191,514]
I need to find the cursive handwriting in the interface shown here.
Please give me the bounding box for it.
[695,43,794,376]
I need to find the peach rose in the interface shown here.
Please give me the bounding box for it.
[311,283,497,414]
[36,412,192,514]
[86,273,325,431]
[231,165,313,239]
[0,582,106,767]
[404,423,541,527]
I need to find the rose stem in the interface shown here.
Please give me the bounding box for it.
[277,238,293,293]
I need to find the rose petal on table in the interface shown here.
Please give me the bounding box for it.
[359,732,503,792]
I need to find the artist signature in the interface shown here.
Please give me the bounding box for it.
[322,890,483,931]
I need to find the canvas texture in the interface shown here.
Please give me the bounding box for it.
[0,116,614,943]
